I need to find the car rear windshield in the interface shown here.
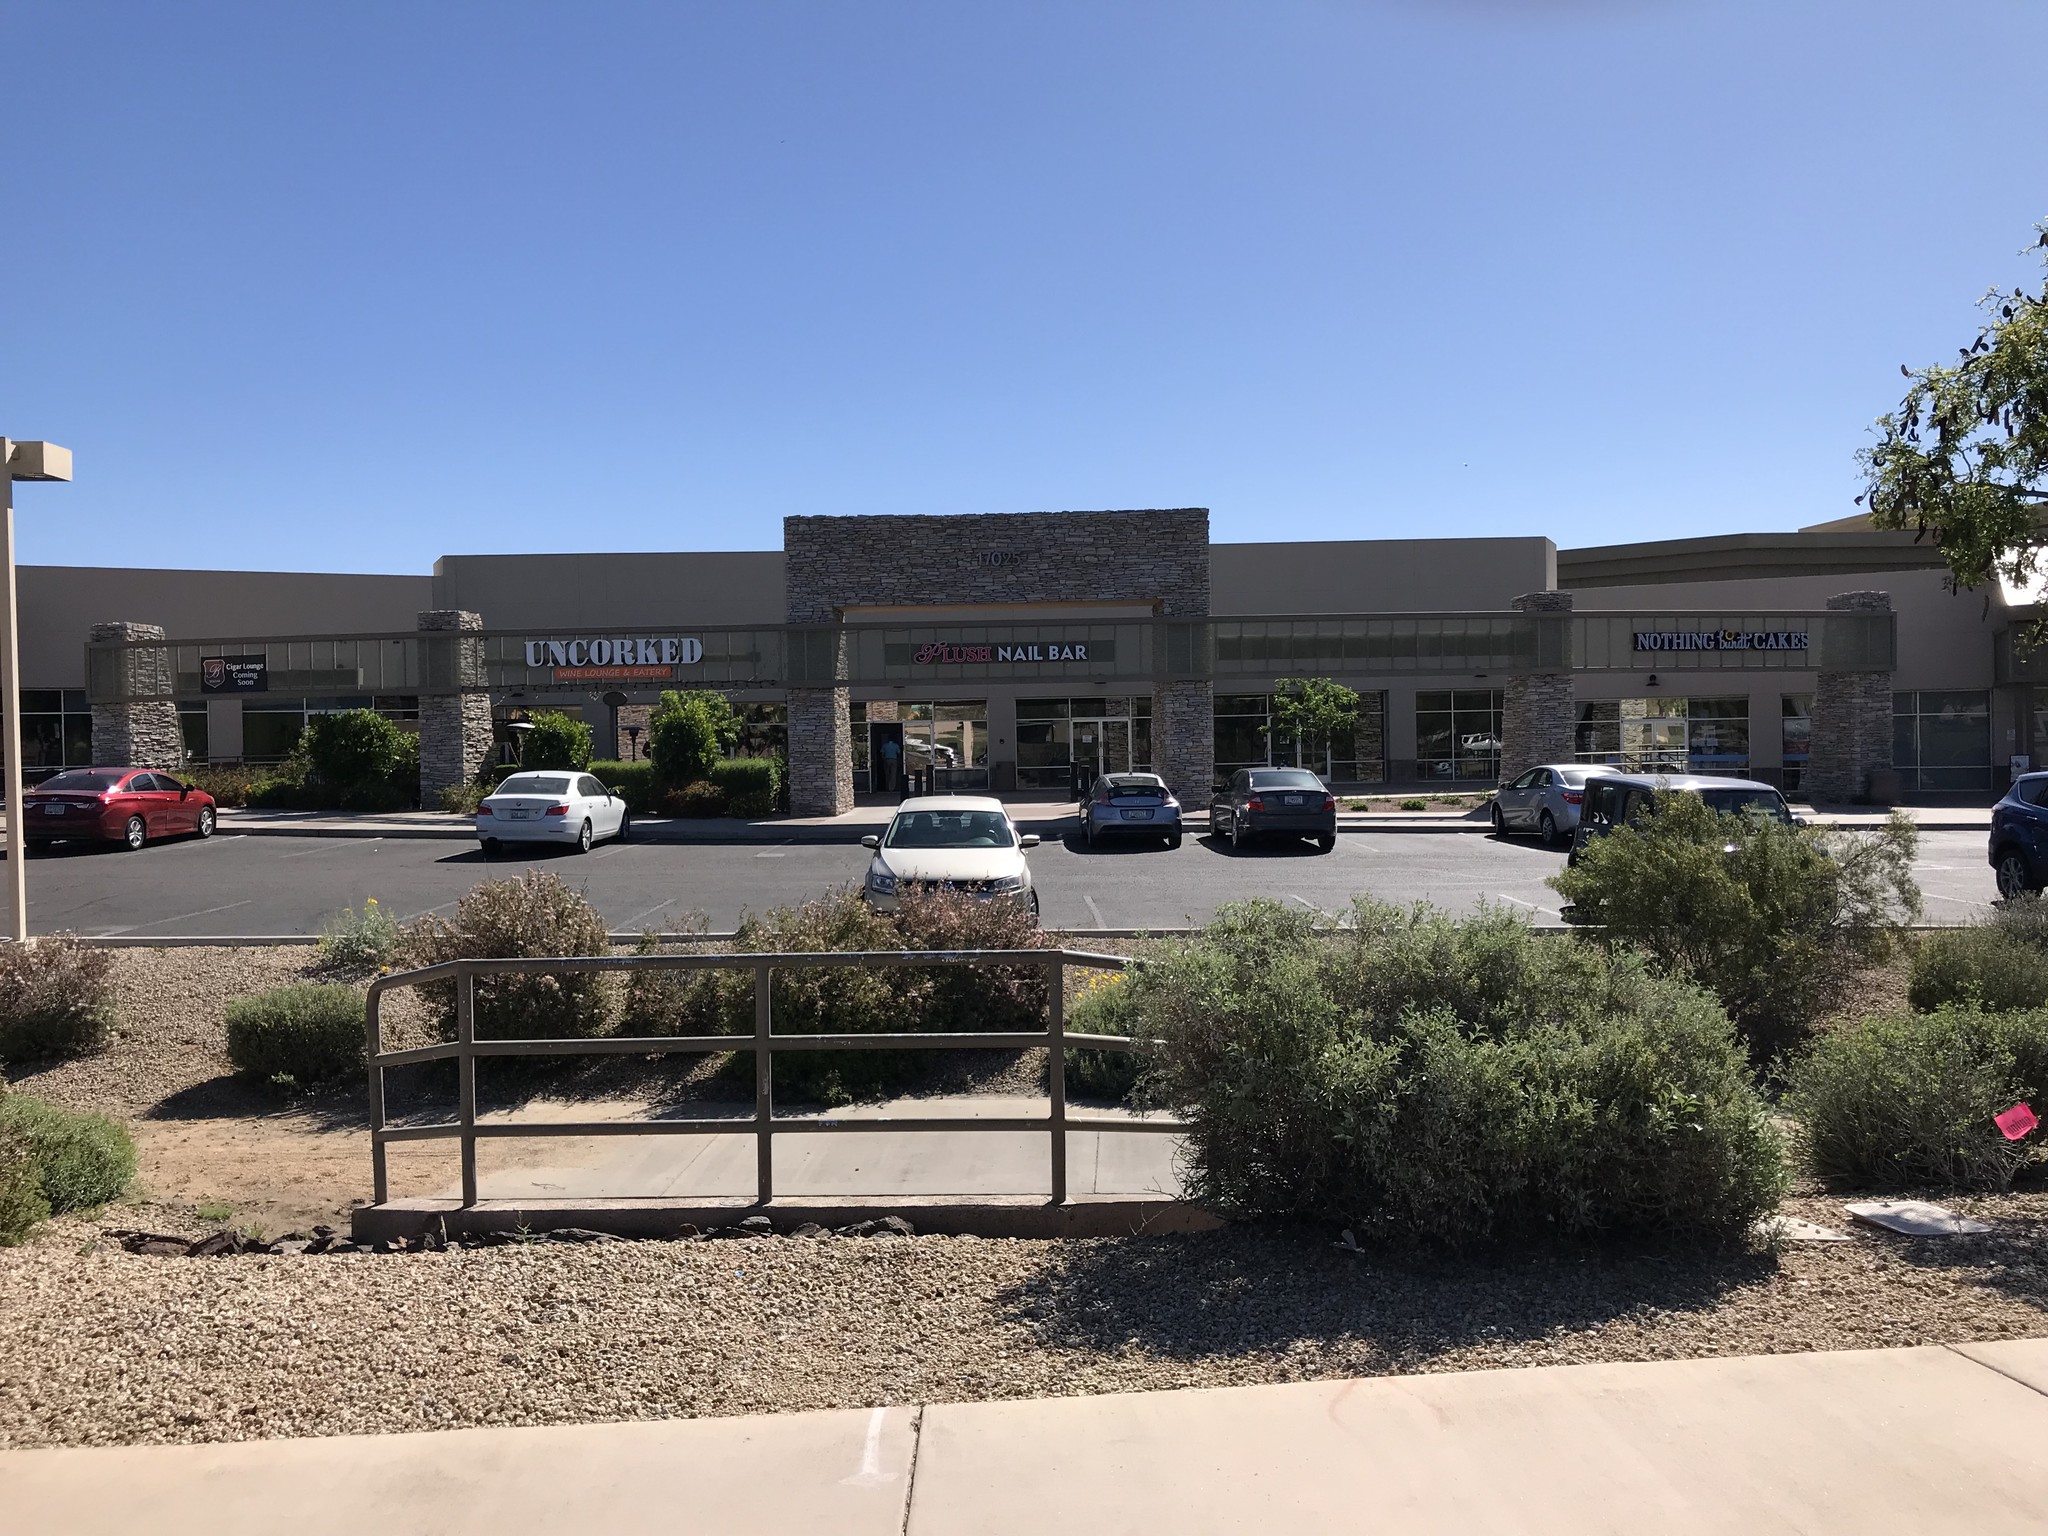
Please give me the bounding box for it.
[1249,771,1324,790]
[496,775,571,796]
[1105,778,1166,798]
[884,810,1016,849]
[1698,788,1790,819]
[37,770,125,792]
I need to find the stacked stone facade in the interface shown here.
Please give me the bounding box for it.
[1498,592,1575,784]
[88,621,184,768]
[1805,591,1895,806]
[1152,680,1215,805]
[417,610,493,799]
[788,687,852,815]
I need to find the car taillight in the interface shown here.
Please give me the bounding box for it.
[1322,794,1336,812]
[1246,797,1264,812]
[1562,790,1583,806]
[476,804,493,816]
[544,803,569,816]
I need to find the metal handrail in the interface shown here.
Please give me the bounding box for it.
[364,947,1182,1210]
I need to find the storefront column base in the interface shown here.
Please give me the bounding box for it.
[1806,592,1895,805]
[1500,592,1575,783]
[417,609,491,802]
[1154,679,1214,804]
[88,621,183,769]
[789,686,853,816]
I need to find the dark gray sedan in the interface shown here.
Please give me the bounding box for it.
[1208,767,1337,852]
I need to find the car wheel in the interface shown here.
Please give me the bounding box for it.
[1996,847,2037,900]
[616,810,632,845]
[481,837,501,857]
[1230,817,1246,852]
[1490,803,1506,836]
[196,806,216,840]
[1314,832,1336,854]
[123,815,147,851]
[1167,830,1182,850]
[1083,817,1096,849]
[1028,889,1041,925]
[25,840,52,856]
[1538,810,1558,847]
[576,818,594,853]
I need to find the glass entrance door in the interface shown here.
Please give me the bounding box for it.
[1070,718,1132,785]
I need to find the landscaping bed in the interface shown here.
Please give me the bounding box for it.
[3,1192,2045,1449]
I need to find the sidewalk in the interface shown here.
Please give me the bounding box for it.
[8,1340,2046,1533]
[188,800,1992,843]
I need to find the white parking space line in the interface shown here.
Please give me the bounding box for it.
[280,839,378,859]
[399,898,461,923]
[1083,893,1107,927]
[618,898,676,930]
[101,900,253,936]
[1494,892,1562,920]
[1288,894,1332,918]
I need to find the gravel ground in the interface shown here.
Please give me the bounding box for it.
[3,1191,2045,1449]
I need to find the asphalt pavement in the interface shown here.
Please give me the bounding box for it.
[4,824,2001,938]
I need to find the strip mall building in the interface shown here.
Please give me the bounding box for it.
[16,508,2030,812]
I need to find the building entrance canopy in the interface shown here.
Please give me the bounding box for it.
[83,609,1893,704]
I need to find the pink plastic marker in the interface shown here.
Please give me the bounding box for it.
[1995,1102,2039,1141]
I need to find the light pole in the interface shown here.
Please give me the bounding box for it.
[2,440,74,943]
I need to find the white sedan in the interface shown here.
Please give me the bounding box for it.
[476,771,631,855]
[860,795,1041,919]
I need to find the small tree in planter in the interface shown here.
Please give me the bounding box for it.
[650,690,741,788]
[520,710,593,772]
[1269,679,1359,775]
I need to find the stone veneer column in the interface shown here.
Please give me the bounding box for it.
[1805,591,1895,806]
[417,610,492,801]
[1153,679,1214,805]
[1498,592,1575,784]
[89,621,183,768]
[788,687,853,815]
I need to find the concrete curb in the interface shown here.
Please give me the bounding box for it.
[352,1194,1224,1243]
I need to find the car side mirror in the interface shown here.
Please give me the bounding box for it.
[861,834,880,849]
[1019,834,1041,848]
[179,786,191,798]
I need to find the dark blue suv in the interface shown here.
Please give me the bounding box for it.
[1990,773,2048,897]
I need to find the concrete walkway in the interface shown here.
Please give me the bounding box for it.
[8,1341,2047,1533]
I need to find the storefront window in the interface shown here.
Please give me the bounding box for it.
[1895,690,1990,793]
[1415,690,1502,781]
[1017,697,1152,789]
[1685,697,1750,776]
[179,704,209,763]
[9,690,93,775]
[246,695,421,763]
[1781,694,1812,791]
[1213,694,1272,779]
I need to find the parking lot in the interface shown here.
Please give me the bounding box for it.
[6,825,2000,938]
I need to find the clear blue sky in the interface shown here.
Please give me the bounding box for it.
[6,1,2046,572]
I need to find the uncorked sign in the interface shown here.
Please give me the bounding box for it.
[522,636,703,682]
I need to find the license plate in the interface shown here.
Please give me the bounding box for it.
[1284,794,1304,806]
[42,805,64,816]
[1122,809,1153,820]
[509,809,536,820]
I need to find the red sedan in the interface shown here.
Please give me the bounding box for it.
[22,768,218,851]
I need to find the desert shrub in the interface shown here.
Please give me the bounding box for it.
[317,899,400,970]
[0,1096,136,1212]
[662,781,729,818]
[1549,795,1921,1060]
[0,934,116,1063]
[650,690,741,788]
[1399,798,1427,811]
[894,885,1053,1034]
[1783,1007,2048,1189]
[397,871,615,1042]
[709,757,781,818]
[618,929,733,1041]
[1993,893,2048,950]
[438,779,490,814]
[1909,926,2048,1013]
[0,1126,51,1245]
[1064,968,1147,1100]
[520,710,593,772]
[1136,898,1784,1248]
[225,984,366,1088]
[590,760,658,813]
[181,764,266,808]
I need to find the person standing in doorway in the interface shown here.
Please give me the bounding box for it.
[879,733,902,796]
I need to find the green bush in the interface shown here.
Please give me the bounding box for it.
[302,710,417,810]
[0,934,116,1063]
[1550,795,1921,1060]
[521,710,593,772]
[181,764,267,808]
[1909,926,2048,1013]
[397,871,615,1042]
[317,899,400,970]
[1784,1007,2048,1189]
[709,757,781,818]
[0,1125,51,1246]
[662,781,728,818]
[1136,898,1785,1248]
[225,983,367,1087]
[438,779,490,814]
[590,760,658,812]
[650,690,740,787]
[1398,798,1427,812]
[0,1096,136,1213]
[1993,893,2048,950]
[1064,968,1146,1100]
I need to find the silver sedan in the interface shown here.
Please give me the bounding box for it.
[1491,763,1597,846]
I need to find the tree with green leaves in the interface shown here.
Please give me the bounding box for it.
[520,710,593,772]
[1860,221,2048,599]
[1268,678,1360,769]
[649,689,741,786]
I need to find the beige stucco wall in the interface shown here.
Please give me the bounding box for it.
[1573,567,1993,692]
[17,565,434,689]
[432,551,788,630]
[1210,538,1556,615]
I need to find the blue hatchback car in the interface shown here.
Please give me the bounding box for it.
[1990,773,2048,897]
[1080,772,1183,849]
